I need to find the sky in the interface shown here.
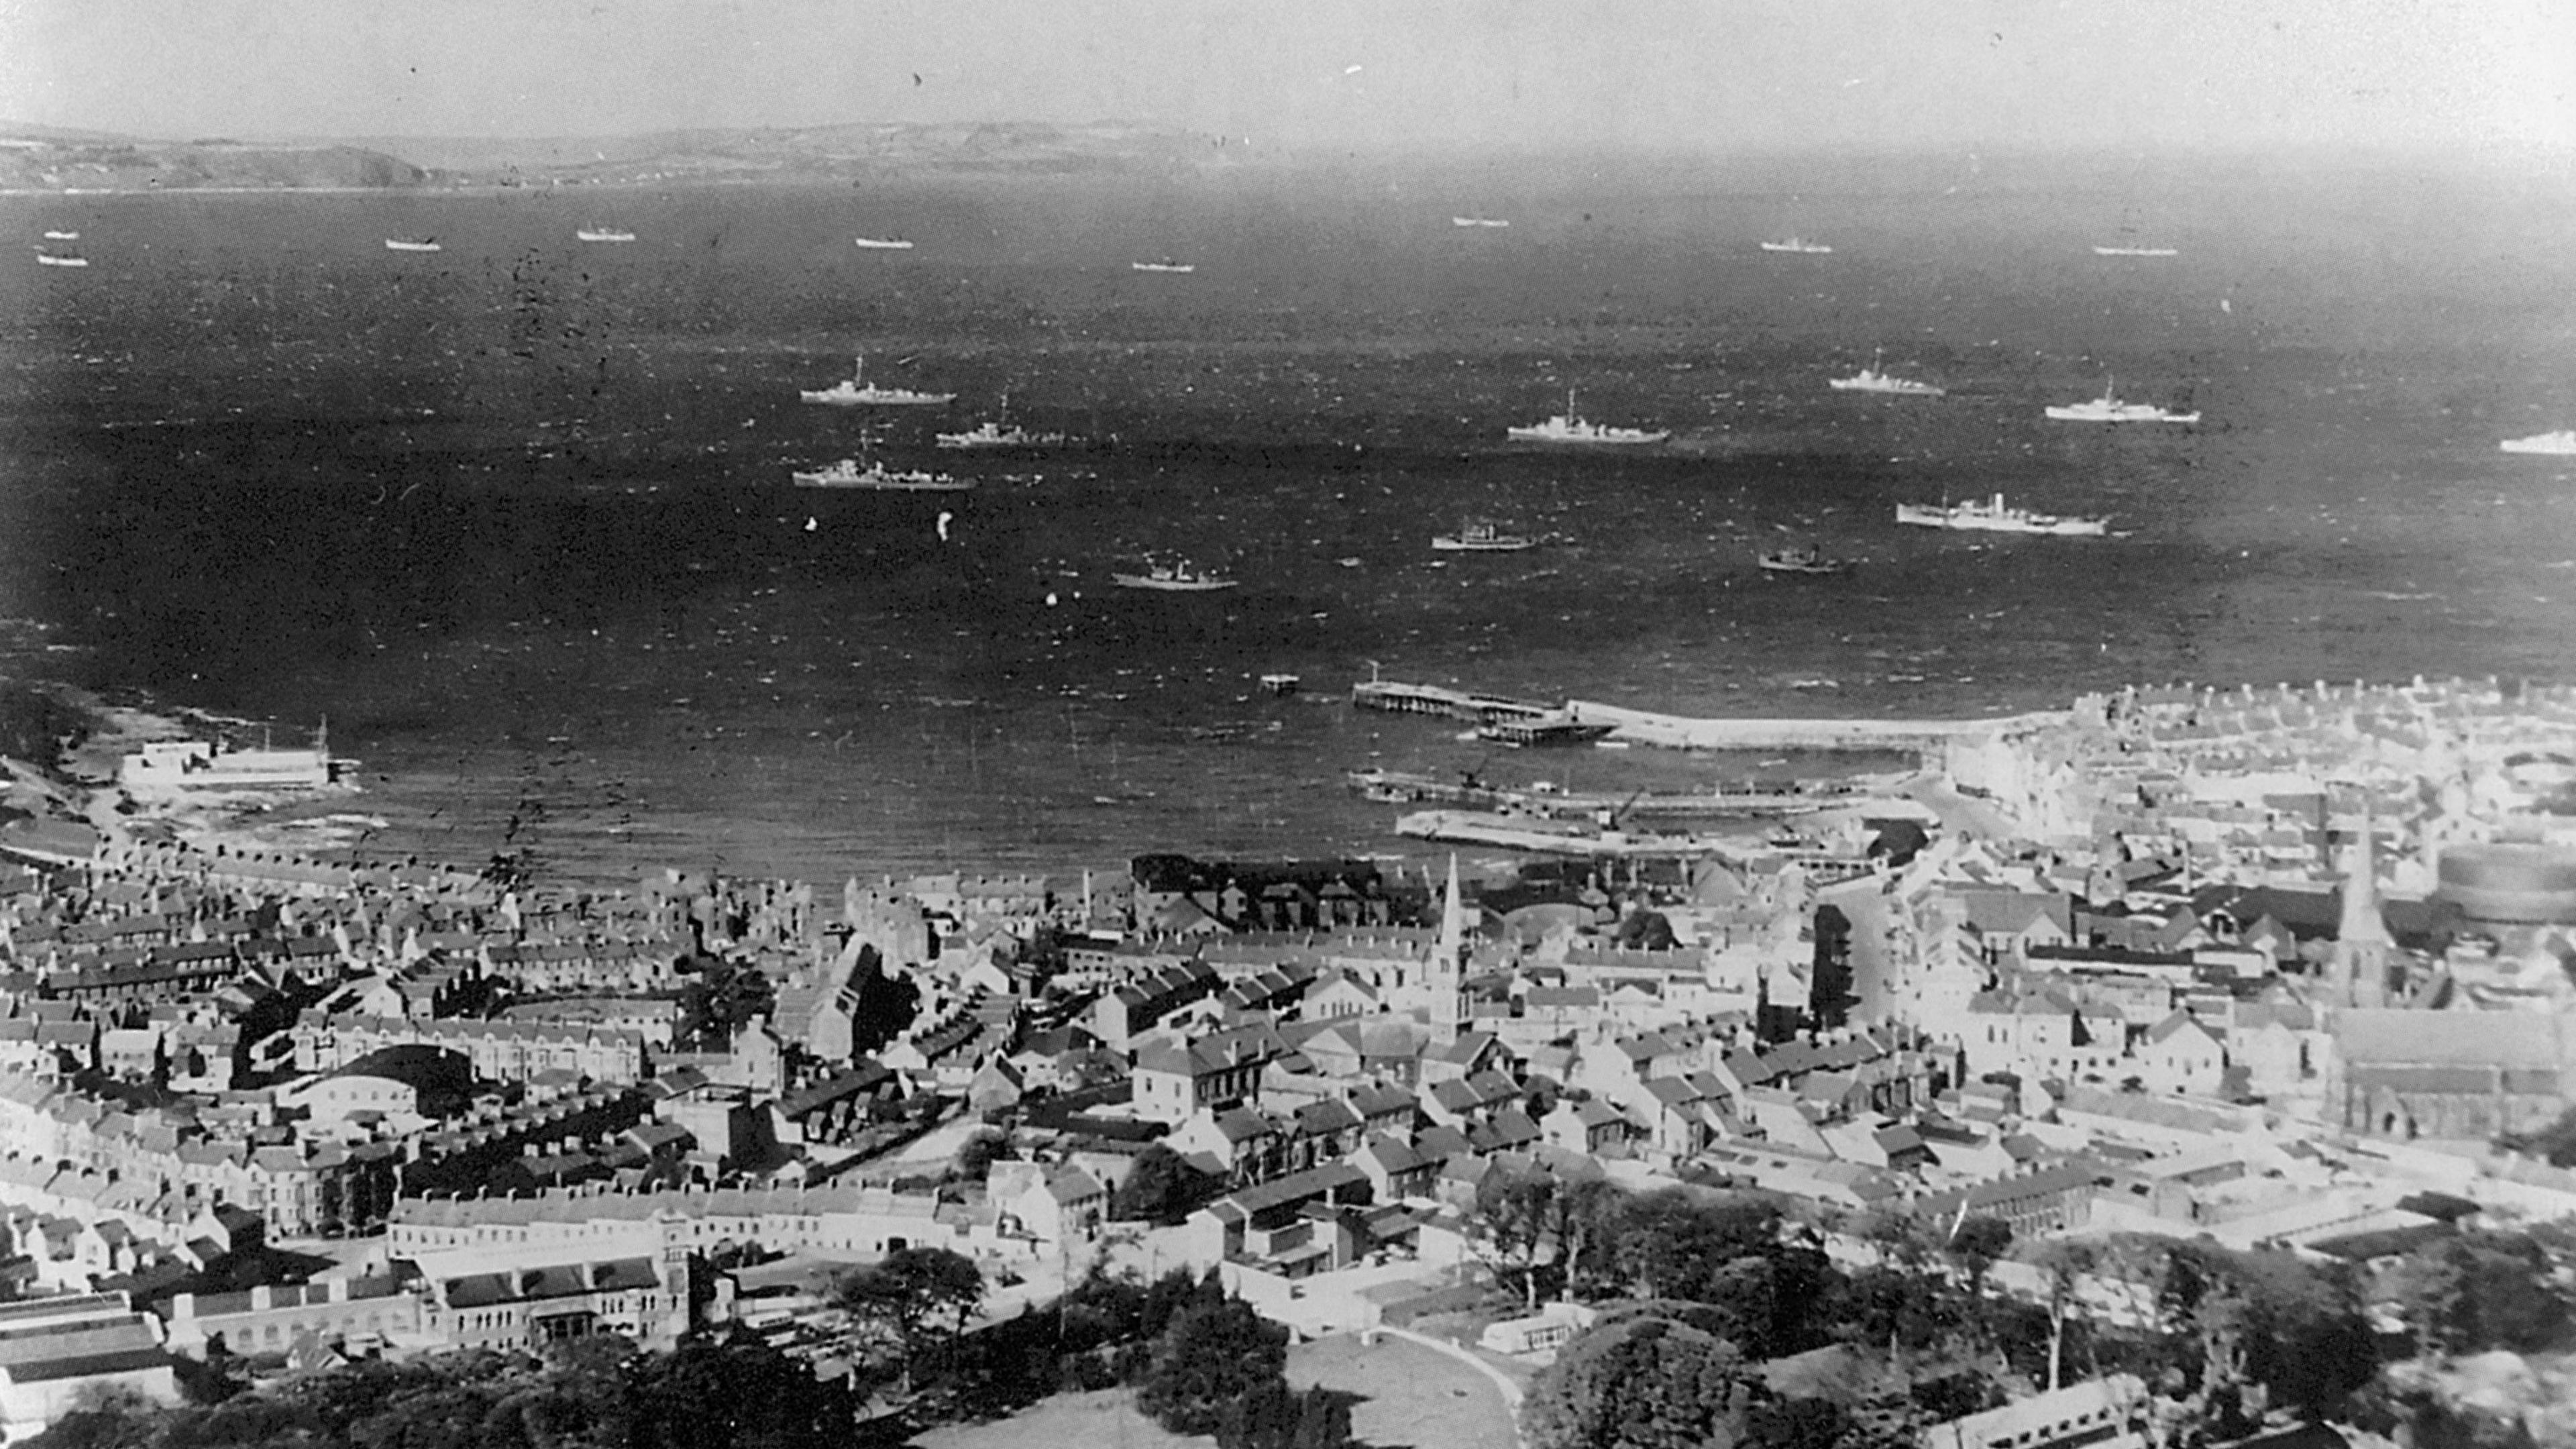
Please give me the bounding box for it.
[0,0,2569,156]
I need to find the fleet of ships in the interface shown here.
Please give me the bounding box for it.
[30,215,2571,592]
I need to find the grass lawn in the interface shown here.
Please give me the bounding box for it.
[909,1333,1518,1449]
[1288,1333,1519,1449]
[912,1389,1203,1449]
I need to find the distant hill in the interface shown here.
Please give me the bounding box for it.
[362,120,1244,185]
[0,132,429,190]
[0,120,1244,192]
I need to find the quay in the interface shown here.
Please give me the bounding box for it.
[1348,676,2072,759]
[1566,700,2073,755]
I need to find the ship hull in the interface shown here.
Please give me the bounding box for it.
[1896,503,2106,537]
[1431,537,1535,552]
[1112,574,1237,591]
[799,389,957,406]
[1503,427,1669,445]
[2500,433,2576,455]
[2045,406,2198,423]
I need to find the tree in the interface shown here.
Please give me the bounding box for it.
[1945,1214,2015,1340]
[2020,1239,2100,1392]
[953,1128,1009,1183]
[836,1246,985,1387]
[2386,1229,2569,1359]
[1112,1144,1205,1224]
[1135,1294,1289,1437]
[1468,1161,1560,1311]
[1523,1316,1757,1449]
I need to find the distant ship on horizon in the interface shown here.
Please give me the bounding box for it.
[2500,430,2576,455]
[1432,521,1536,553]
[855,237,915,250]
[1760,236,1832,254]
[799,354,955,407]
[1113,557,1237,591]
[1896,493,2108,537]
[1452,216,1510,228]
[1829,350,1943,397]
[1505,390,1669,445]
[2092,244,2179,257]
[2045,378,2199,424]
[576,227,637,243]
[384,238,441,253]
[791,458,971,491]
[936,419,1070,450]
[1131,258,1195,274]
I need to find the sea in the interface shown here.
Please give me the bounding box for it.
[2,152,2572,887]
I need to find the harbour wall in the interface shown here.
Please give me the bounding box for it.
[1564,700,2074,756]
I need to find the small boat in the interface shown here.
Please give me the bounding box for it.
[1131,258,1196,274]
[1896,493,2108,537]
[1760,236,1832,254]
[1829,349,1943,397]
[1452,216,1510,228]
[1506,389,1668,445]
[576,227,637,243]
[1432,521,1536,553]
[1113,557,1238,591]
[791,457,971,491]
[384,238,441,253]
[854,237,915,250]
[2044,377,2198,424]
[800,354,955,407]
[40,230,76,241]
[2092,245,2178,257]
[1758,545,1847,575]
[34,252,87,268]
[2500,430,2576,456]
[1259,674,1302,696]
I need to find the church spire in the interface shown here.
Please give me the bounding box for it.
[2333,806,2392,1008]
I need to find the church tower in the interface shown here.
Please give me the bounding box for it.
[1431,855,1471,1042]
[2330,809,2392,1010]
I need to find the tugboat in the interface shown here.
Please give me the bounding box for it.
[1112,557,1238,592]
[1505,389,1668,445]
[1896,493,2108,537]
[1758,544,1847,575]
[1829,350,1943,396]
[800,354,955,406]
[2044,378,2198,424]
[1760,236,1833,254]
[2500,430,2576,456]
[1432,520,1537,553]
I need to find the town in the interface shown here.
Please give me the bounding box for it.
[0,673,2570,1449]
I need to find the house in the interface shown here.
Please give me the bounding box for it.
[2136,1011,2226,1095]
[1915,1375,2146,1449]
[0,1292,180,1441]
[1132,1022,1292,1124]
[1349,1134,1438,1202]
[1542,1097,1629,1155]
[990,1161,1106,1246]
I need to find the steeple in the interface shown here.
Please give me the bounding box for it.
[2332,807,2391,1008]
[1437,854,1466,970]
